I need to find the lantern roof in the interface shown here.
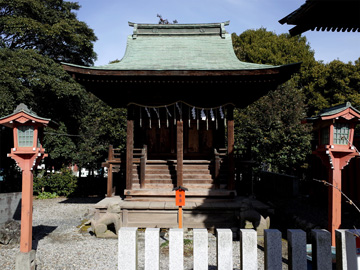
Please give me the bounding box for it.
[307,102,360,122]
[0,104,58,129]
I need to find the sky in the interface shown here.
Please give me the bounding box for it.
[74,0,360,66]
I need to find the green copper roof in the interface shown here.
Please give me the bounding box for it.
[318,102,360,117]
[306,102,360,122]
[64,22,278,71]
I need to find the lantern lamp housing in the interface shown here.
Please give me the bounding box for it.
[306,102,360,152]
[0,104,58,169]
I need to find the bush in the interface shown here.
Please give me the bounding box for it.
[34,167,77,197]
[36,192,58,199]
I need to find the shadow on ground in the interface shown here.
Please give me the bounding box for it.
[32,225,57,250]
[59,197,104,204]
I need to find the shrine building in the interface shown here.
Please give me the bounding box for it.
[62,21,300,230]
[63,21,300,200]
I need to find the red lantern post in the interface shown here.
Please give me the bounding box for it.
[0,104,57,269]
[306,102,360,246]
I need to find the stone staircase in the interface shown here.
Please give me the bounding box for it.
[128,159,230,197]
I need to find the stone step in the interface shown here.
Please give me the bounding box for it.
[146,159,211,164]
[145,165,211,170]
[132,183,226,189]
[144,169,211,174]
[143,174,213,180]
[124,187,235,197]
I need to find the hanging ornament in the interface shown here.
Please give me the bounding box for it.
[145,107,151,127]
[188,107,191,127]
[192,107,196,119]
[174,105,176,125]
[219,106,224,119]
[201,109,206,121]
[176,102,182,122]
[165,106,172,128]
[153,108,160,128]
[206,110,209,130]
[210,108,215,121]
[216,110,218,130]
[197,109,199,130]
[140,107,142,127]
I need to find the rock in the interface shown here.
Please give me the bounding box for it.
[0,220,21,245]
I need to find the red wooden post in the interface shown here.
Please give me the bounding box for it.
[107,164,114,197]
[126,117,134,191]
[20,165,34,252]
[140,146,146,189]
[308,102,360,246]
[214,149,220,189]
[328,163,342,243]
[0,104,57,268]
[106,145,114,197]
[227,106,235,190]
[177,120,183,187]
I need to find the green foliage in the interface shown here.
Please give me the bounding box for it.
[308,59,360,114]
[74,95,127,170]
[235,84,312,174]
[34,167,77,197]
[0,47,126,171]
[232,29,316,174]
[0,0,97,66]
[36,191,58,199]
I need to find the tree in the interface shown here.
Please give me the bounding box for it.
[74,94,127,172]
[232,28,316,174]
[0,0,97,66]
[234,83,312,174]
[309,58,360,113]
[0,48,85,168]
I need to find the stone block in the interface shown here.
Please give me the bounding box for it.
[118,227,138,270]
[193,229,208,270]
[169,228,183,270]
[311,229,331,270]
[216,228,232,270]
[287,229,306,270]
[0,192,21,224]
[264,229,282,270]
[336,229,358,270]
[240,229,257,270]
[145,228,160,270]
[15,250,36,270]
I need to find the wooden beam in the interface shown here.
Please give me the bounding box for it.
[126,108,134,191]
[107,164,114,197]
[227,106,235,190]
[140,146,146,189]
[177,120,183,187]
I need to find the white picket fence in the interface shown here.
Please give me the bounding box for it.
[118,227,358,270]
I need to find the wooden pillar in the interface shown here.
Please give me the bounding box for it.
[107,164,114,197]
[328,160,342,246]
[227,106,235,190]
[126,107,134,191]
[20,166,33,253]
[214,149,220,189]
[140,146,147,189]
[177,120,183,187]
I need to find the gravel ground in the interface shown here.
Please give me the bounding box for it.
[0,197,289,269]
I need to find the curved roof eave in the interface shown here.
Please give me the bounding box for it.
[62,62,301,77]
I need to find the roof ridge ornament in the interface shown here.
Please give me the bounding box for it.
[128,21,230,37]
